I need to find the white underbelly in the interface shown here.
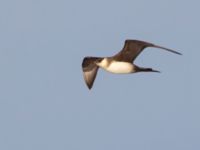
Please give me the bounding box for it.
[104,62,134,74]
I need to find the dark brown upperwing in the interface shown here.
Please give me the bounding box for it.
[82,57,102,89]
[113,40,153,62]
[114,40,182,63]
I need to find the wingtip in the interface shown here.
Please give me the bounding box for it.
[87,85,92,90]
[173,51,182,55]
[84,78,94,90]
[152,44,182,56]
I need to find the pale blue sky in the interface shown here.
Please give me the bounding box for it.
[0,0,199,150]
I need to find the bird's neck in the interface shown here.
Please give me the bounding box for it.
[96,58,110,68]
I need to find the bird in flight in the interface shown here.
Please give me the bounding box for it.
[82,39,182,89]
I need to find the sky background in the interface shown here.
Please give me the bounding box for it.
[0,0,199,150]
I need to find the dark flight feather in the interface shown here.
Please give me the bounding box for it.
[114,40,182,62]
[82,57,102,89]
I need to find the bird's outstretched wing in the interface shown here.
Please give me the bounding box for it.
[114,40,182,63]
[82,57,102,89]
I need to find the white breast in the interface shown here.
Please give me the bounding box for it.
[104,61,135,74]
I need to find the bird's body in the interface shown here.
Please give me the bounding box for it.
[82,39,182,89]
[96,58,135,74]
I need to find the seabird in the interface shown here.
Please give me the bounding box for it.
[82,39,182,89]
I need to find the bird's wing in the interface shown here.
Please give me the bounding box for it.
[82,57,101,89]
[114,40,182,63]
